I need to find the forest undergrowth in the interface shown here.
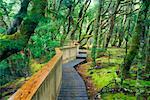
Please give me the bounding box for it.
[77,47,150,100]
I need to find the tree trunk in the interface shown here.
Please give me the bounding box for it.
[111,33,118,46]
[6,0,31,35]
[105,0,121,48]
[122,0,149,78]
[0,16,8,29]
[105,15,115,48]
[145,26,150,73]
[79,19,95,43]
[0,0,47,61]
[60,7,72,45]
[70,0,91,40]
[91,0,101,67]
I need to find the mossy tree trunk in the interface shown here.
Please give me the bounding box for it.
[105,15,115,48]
[145,25,150,73]
[0,15,8,29]
[122,0,149,78]
[118,14,127,47]
[70,0,91,40]
[105,0,121,48]
[91,0,102,67]
[0,0,47,61]
[6,0,30,35]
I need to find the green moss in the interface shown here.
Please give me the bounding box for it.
[96,47,125,65]
[29,59,45,74]
[102,93,136,100]
[123,79,150,87]
[96,57,123,65]
[86,47,150,99]
[87,47,125,89]
[88,66,118,89]
[107,47,125,57]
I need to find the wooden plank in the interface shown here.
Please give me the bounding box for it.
[58,54,88,100]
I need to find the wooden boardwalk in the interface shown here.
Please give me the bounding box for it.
[58,53,88,100]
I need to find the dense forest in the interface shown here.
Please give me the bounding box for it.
[0,0,149,99]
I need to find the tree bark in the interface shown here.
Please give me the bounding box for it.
[105,15,115,48]
[0,0,47,61]
[60,6,72,45]
[91,0,101,67]
[105,0,121,48]
[70,0,91,40]
[122,0,149,78]
[6,0,31,35]
[79,19,95,43]
[145,25,150,73]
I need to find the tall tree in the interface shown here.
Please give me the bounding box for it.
[70,0,91,40]
[0,0,47,61]
[122,0,149,78]
[6,0,31,35]
[105,0,121,48]
[91,0,102,66]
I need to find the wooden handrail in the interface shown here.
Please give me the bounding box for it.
[9,46,78,100]
[9,48,63,100]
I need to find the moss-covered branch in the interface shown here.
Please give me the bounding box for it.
[6,0,31,35]
[0,0,47,61]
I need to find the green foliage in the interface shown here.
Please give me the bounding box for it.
[89,48,124,89]
[28,34,59,60]
[62,0,73,8]
[0,52,30,86]
[27,19,60,61]
[0,15,60,87]
[89,66,118,89]
[0,27,6,33]
[0,0,20,20]
[102,93,136,100]
[0,0,149,99]
[96,48,106,57]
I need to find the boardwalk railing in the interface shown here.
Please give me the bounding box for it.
[61,46,77,63]
[9,45,78,100]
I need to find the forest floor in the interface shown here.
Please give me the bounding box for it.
[76,47,150,100]
[0,77,28,99]
[0,59,44,99]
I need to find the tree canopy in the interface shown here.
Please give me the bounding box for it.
[0,0,149,99]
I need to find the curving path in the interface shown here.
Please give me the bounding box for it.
[58,52,88,100]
